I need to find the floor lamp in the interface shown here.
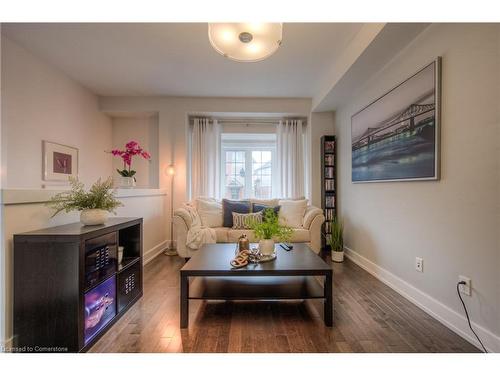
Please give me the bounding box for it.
[164,164,177,256]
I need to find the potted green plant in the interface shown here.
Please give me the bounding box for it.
[325,216,344,262]
[47,177,123,225]
[249,208,293,256]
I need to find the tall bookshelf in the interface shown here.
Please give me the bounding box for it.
[320,135,336,251]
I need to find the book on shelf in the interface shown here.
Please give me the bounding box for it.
[324,221,331,234]
[325,167,334,178]
[324,154,335,166]
[325,179,335,191]
[324,141,335,153]
[325,195,335,208]
[324,208,335,221]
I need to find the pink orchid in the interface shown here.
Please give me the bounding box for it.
[111,149,124,156]
[122,153,132,166]
[107,141,151,177]
[125,141,138,150]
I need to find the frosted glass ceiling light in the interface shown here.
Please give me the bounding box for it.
[208,23,282,62]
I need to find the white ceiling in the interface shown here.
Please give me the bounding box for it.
[2,23,363,98]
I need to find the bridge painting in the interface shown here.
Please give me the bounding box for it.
[351,59,440,182]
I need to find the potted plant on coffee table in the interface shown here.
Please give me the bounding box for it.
[249,208,293,256]
[325,216,344,262]
[47,177,123,225]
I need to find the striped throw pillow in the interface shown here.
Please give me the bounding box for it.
[232,211,263,229]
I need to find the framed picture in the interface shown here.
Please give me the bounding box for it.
[43,141,79,181]
[351,57,441,183]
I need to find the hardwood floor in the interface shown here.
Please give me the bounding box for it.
[89,254,479,353]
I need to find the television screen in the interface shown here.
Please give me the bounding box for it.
[84,276,116,345]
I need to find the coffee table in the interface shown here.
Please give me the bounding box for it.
[179,243,333,328]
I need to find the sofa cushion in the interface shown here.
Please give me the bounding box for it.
[250,198,280,207]
[188,196,216,208]
[278,199,308,228]
[252,203,280,218]
[279,196,307,201]
[196,198,223,228]
[222,199,251,227]
[232,211,262,229]
[227,228,309,243]
[214,227,229,242]
[227,229,257,243]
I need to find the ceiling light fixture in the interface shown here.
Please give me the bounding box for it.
[208,23,282,62]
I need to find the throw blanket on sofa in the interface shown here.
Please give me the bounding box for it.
[185,205,216,250]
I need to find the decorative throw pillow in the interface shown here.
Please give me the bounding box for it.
[196,198,223,228]
[232,211,263,229]
[222,199,251,227]
[252,203,281,219]
[278,199,307,228]
[250,198,280,207]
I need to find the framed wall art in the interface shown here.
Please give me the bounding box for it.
[43,140,79,181]
[351,57,441,183]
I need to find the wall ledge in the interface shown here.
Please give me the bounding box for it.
[1,188,167,205]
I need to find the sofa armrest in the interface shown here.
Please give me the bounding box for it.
[173,207,193,230]
[303,206,324,229]
[308,213,325,253]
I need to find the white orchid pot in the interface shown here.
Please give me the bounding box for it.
[331,250,344,263]
[259,239,275,256]
[80,209,109,226]
[118,176,136,188]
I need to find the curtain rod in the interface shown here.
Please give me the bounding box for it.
[188,116,308,125]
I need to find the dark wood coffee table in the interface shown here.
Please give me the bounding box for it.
[179,243,333,328]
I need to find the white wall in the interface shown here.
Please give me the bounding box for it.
[0,36,168,345]
[111,115,159,188]
[100,96,314,243]
[334,24,500,350]
[1,36,113,189]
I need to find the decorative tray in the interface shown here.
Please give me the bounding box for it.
[230,247,277,269]
[248,248,277,264]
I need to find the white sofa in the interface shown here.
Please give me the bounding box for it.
[173,198,325,258]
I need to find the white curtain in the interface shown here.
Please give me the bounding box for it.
[190,118,221,199]
[277,119,305,198]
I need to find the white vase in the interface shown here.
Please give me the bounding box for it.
[80,209,109,226]
[118,176,136,188]
[332,250,344,263]
[259,239,275,256]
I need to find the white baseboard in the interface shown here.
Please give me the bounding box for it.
[344,247,500,353]
[143,240,169,265]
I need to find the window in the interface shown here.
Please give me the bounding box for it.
[221,133,276,199]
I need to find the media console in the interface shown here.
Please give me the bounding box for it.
[13,217,143,352]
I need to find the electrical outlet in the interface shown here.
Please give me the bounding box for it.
[459,276,471,296]
[415,257,423,272]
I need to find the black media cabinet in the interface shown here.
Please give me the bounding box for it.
[13,217,143,352]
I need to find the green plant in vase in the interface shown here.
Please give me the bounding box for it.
[47,177,122,225]
[249,208,293,256]
[325,216,344,262]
